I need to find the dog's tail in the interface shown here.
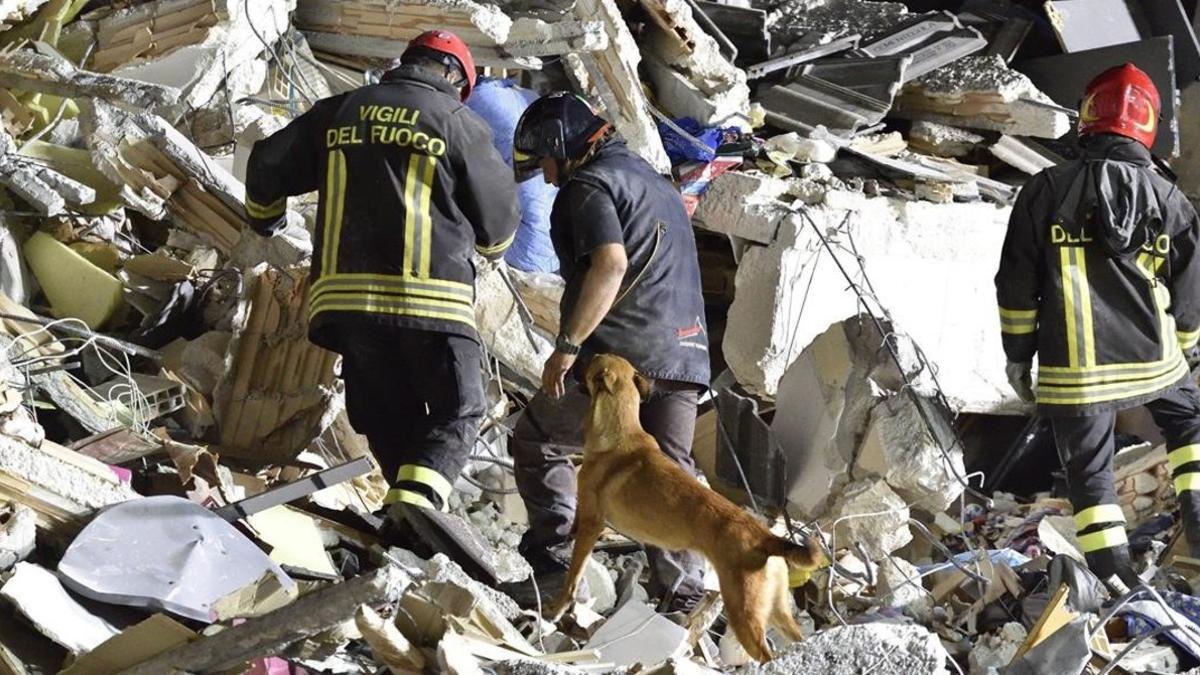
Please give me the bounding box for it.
[759,534,824,570]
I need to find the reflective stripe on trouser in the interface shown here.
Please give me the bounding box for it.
[384,464,455,511]
[1051,413,1127,556]
[337,325,486,515]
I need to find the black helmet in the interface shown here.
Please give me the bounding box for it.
[512,92,610,182]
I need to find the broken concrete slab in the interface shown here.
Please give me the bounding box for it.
[737,622,950,674]
[475,263,553,389]
[876,556,932,618]
[91,0,294,114]
[691,171,795,244]
[771,319,893,519]
[828,478,911,559]
[0,562,119,655]
[0,434,138,537]
[0,130,95,215]
[637,0,750,129]
[0,46,179,113]
[907,120,985,158]
[81,99,248,253]
[989,135,1063,174]
[855,394,965,513]
[848,10,987,81]
[896,55,1073,139]
[722,192,1014,412]
[0,0,49,30]
[564,0,670,172]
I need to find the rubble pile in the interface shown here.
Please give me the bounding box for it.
[0,0,1198,672]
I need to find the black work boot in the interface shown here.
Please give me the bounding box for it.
[1178,491,1200,558]
[1085,545,1141,592]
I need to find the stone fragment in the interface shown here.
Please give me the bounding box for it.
[475,263,554,389]
[856,395,965,513]
[1133,472,1158,495]
[968,622,1027,675]
[829,479,911,560]
[692,171,797,244]
[876,556,931,618]
[907,120,985,158]
[737,623,950,675]
[0,47,179,112]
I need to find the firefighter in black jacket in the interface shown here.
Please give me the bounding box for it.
[506,94,711,613]
[996,63,1200,587]
[244,31,519,515]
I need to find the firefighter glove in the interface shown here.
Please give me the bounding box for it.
[1006,361,1035,403]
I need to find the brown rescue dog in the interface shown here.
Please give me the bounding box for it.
[546,354,823,662]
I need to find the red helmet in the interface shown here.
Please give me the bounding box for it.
[403,30,476,101]
[1078,63,1160,150]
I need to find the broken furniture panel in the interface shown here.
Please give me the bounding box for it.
[1045,0,1200,82]
[695,0,769,67]
[1017,36,1179,157]
[213,456,373,521]
[212,266,341,465]
[848,10,987,81]
[57,495,296,622]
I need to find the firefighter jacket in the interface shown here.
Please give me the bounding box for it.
[244,66,519,352]
[551,139,711,386]
[995,134,1200,415]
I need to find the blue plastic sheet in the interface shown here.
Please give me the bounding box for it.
[467,79,559,273]
[656,116,725,165]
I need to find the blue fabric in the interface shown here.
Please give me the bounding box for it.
[656,117,727,164]
[466,79,559,273]
[1122,590,1200,659]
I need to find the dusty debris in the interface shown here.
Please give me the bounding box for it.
[737,623,951,675]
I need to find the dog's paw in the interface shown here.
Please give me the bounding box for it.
[543,596,573,622]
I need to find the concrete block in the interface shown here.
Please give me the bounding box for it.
[0,47,179,113]
[737,622,950,674]
[475,263,554,389]
[771,319,887,519]
[691,171,795,244]
[968,622,1026,675]
[897,56,1072,139]
[722,192,1015,415]
[876,556,931,618]
[828,479,911,560]
[856,394,965,513]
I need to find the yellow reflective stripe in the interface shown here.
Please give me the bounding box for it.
[1075,249,1095,366]
[1036,358,1188,404]
[999,308,1038,320]
[1074,504,1125,530]
[1156,284,1175,361]
[384,489,435,510]
[311,276,474,306]
[310,292,476,320]
[418,157,436,278]
[309,297,477,328]
[246,194,286,219]
[397,464,454,501]
[1179,327,1200,350]
[1077,525,1128,553]
[476,232,515,257]
[1037,355,1183,384]
[318,272,472,293]
[1061,247,1080,368]
[321,149,346,275]
[403,154,421,275]
[1176,473,1200,493]
[513,149,531,161]
[1170,445,1200,472]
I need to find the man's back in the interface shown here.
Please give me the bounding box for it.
[245,65,518,351]
[996,134,1200,414]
